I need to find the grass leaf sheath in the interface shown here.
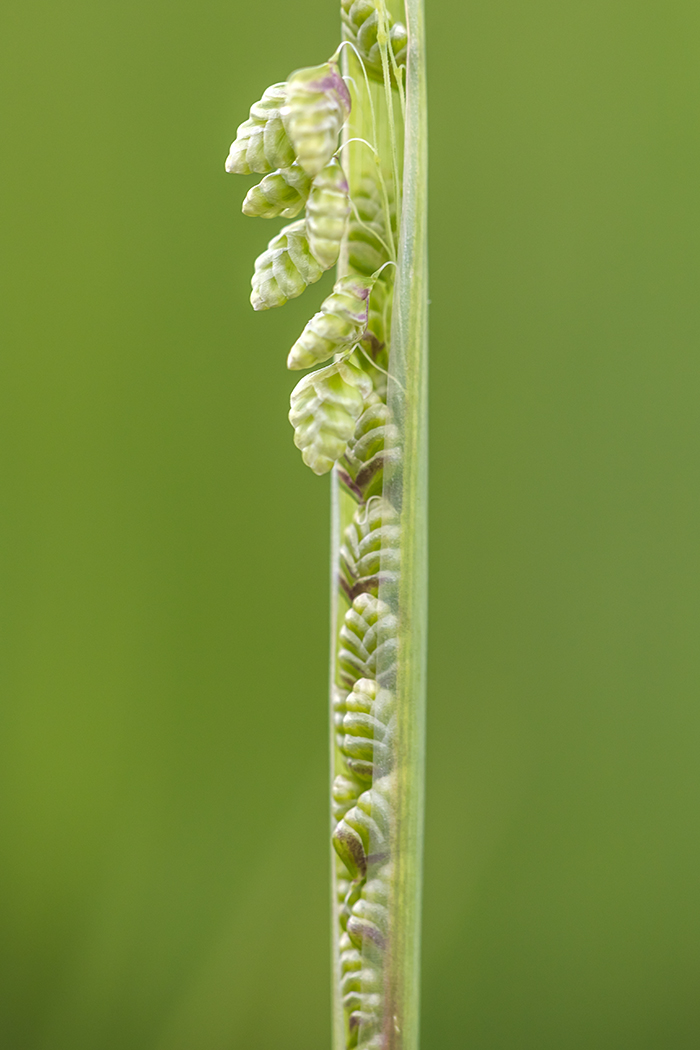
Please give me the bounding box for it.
[225,3,427,1046]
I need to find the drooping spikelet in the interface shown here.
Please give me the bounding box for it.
[225,83,295,175]
[282,58,351,177]
[306,159,350,268]
[288,359,372,475]
[250,220,323,310]
[287,274,374,370]
[341,0,408,83]
[241,164,311,219]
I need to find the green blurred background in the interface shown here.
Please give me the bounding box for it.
[2,0,699,1046]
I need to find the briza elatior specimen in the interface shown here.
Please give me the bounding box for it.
[225,2,427,1047]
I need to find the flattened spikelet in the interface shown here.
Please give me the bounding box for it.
[225,83,295,175]
[306,158,350,268]
[288,359,372,474]
[242,164,311,219]
[250,219,323,310]
[287,274,374,370]
[282,59,351,177]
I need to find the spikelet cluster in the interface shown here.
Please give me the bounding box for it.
[341,0,407,83]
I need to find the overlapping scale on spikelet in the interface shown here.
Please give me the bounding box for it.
[225,83,295,175]
[339,929,383,1047]
[282,59,351,177]
[337,593,397,689]
[341,0,407,83]
[287,274,374,370]
[340,401,402,501]
[306,159,351,269]
[337,677,395,782]
[242,164,311,219]
[250,220,324,310]
[288,359,372,475]
[340,498,400,601]
[332,774,393,878]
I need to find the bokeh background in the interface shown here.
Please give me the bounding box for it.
[2,0,700,1046]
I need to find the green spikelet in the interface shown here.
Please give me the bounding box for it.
[339,401,402,501]
[347,862,391,951]
[338,677,395,782]
[306,159,351,269]
[225,83,295,175]
[287,274,374,371]
[250,219,324,311]
[288,359,372,475]
[341,0,407,83]
[333,772,363,821]
[242,164,311,219]
[282,58,351,177]
[337,592,397,688]
[332,773,393,878]
[347,174,394,277]
[340,498,401,601]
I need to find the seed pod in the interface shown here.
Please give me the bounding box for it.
[340,401,402,501]
[250,220,323,311]
[241,164,311,219]
[332,774,393,878]
[337,593,397,688]
[339,677,395,781]
[225,83,295,175]
[282,59,351,177]
[306,159,350,268]
[340,498,401,602]
[288,359,372,475]
[287,274,374,371]
[341,0,408,83]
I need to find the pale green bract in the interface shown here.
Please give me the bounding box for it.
[288,358,372,475]
[242,163,312,219]
[250,219,324,311]
[282,58,351,177]
[287,274,374,370]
